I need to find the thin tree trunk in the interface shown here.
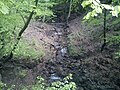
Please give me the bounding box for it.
[101,9,107,52]
[66,0,72,24]
[3,0,39,61]
[64,0,72,29]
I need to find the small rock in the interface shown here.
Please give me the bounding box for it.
[61,47,67,56]
[49,73,61,81]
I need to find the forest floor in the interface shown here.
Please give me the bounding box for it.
[1,15,120,90]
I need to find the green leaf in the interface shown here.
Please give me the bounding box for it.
[114,6,120,12]
[95,6,102,13]
[92,0,100,6]
[81,0,92,8]
[111,10,119,17]
[83,12,92,19]
[0,5,9,14]
[102,4,114,10]
[83,10,98,19]
[0,1,9,14]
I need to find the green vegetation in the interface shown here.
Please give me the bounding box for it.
[0,0,120,90]
[14,39,45,60]
[68,32,84,57]
[31,74,76,90]
[0,0,53,60]
[0,13,24,57]
[0,74,76,90]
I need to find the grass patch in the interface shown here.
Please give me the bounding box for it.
[14,39,45,60]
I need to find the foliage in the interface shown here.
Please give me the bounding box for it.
[0,74,76,90]
[82,0,120,19]
[0,81,16,90]
[0,0,9,14]
[30,74,76,90]
[34,0,55,22]
[0,0,54,60]
[14,39,45,60]
[70,0,83,13]
[108,35,120,45]
[0,81,6,90]
[36,0,54,16]
[81,0,120,58]
[115,50,120,58]
[52,0,83,14]
[107,34,120,58]
[0,13,24,58]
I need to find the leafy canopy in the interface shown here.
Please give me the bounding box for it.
[82,0,120,19]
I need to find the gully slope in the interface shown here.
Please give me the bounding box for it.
[1,16,120,90]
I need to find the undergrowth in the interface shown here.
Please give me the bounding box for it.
[68,14,120,59]
[14,39,45,60]
[0,13,45,61]
[68,32,83,57]
[0,13,24,57]
[0,74,77,90]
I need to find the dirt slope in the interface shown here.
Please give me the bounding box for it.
[1,16,120,90]
[67,16,120,90]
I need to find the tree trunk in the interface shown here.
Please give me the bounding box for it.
[3,0,39,61]
[101,9,107,52]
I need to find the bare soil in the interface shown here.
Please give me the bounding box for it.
[1,16,120,90]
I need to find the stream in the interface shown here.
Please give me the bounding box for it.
[0,22,70,88]
[48,22,69,82]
